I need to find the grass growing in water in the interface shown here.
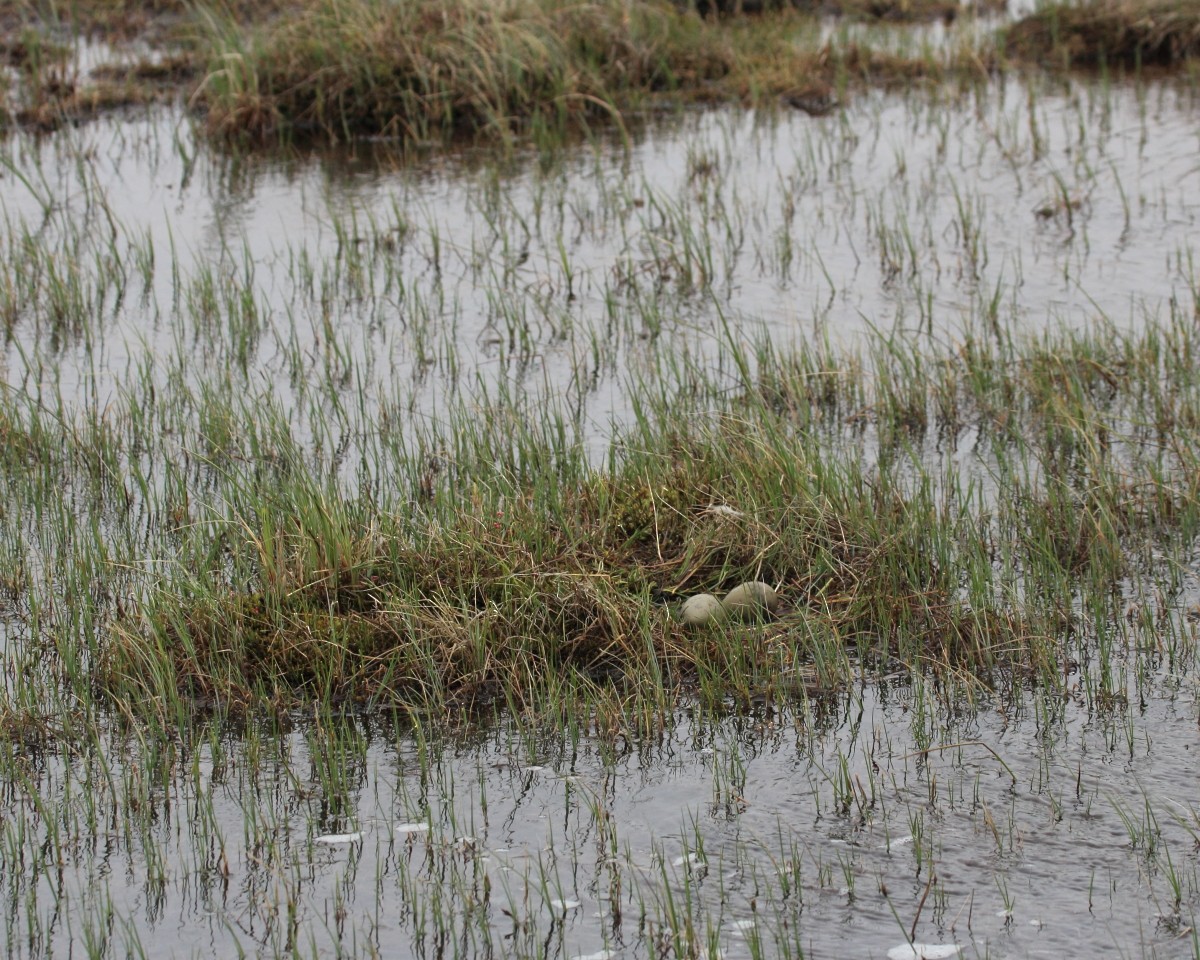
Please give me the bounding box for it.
[101,310,1200,719]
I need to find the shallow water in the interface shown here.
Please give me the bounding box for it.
[5,670,1200,959]
[2,77,1197,462]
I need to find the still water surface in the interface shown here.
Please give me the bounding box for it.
[5,677,1200,958]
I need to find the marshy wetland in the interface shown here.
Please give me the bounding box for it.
[2,0,1200,957]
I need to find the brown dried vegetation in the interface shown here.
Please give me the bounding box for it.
[1006,0,1200,67]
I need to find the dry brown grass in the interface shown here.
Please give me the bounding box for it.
[189,0,1005,143]
[102,429,1014,711]
[195,0,736,142]
[1006,0,1200,67]
[4,0,1193,143]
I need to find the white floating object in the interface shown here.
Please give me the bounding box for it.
[550,898,582,911]
[886,944,961,960]
[524,765,546,772]
[395,822,431,834]
[571,951,614,960]
[315,832,362,845]
[729,918,757,938]
[672,853,704,867]
[681,593,726,626]
[885,835,914,850]
[722,581,779,617]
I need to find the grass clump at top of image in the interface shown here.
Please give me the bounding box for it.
[102,315,1200,720]
[4,0,1199,139]
[190,0,992,144]
[188,0,1200,146]
[193,0,731,142]
[1,0,998,137]
[1006,0,1200,68]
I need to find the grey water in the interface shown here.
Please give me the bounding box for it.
[6,676,1200,959]
[2,77,1197,464]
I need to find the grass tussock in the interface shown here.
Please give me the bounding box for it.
[1,0,998,138]
[2,0,1197,139]
[106,425,1001,712]
[1007,0,1200,68]
[190,0,997,143]
[101,316,1200,717]
[196,0,734,142]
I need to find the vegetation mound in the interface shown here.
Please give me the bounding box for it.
[103,319,1200,716]
[106,422,999,711]
[8,0,1198,140]
[1006,0,1200,67]
[189,0,1001,143]
[195,0,735,142]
